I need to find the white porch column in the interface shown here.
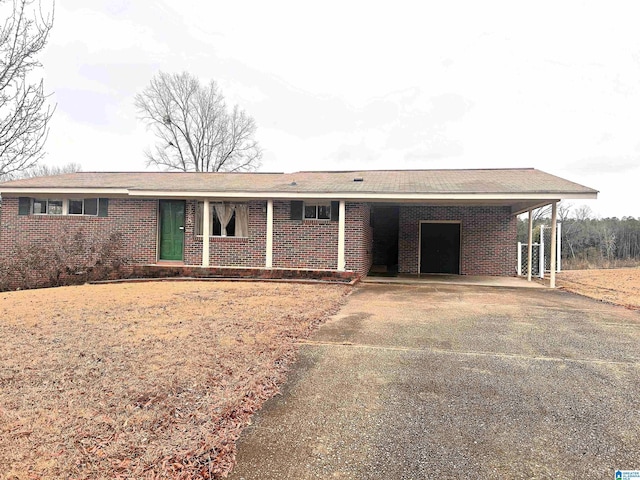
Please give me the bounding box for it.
[337,200,346,271]
[527,209,533,282]
[557,221,562,272]
[549,201,558,288]
[202,199,210,267]
[539,224,545,279]
[266,199,273,268]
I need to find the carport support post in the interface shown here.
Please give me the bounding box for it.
[202,199,210,267]
[527,209,533,281]
[549,201,558,288]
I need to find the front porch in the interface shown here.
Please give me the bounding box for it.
[131,264,358,283]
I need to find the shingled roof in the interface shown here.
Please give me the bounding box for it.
[0,168,597,196]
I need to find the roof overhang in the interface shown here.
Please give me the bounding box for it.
[0,187,597,216]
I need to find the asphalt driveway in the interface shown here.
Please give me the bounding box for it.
[229,283,640,479]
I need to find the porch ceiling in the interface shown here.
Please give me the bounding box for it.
[370,198,563,216]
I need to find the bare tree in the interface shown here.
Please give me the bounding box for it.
[15,161,80,178]
[573,204,594,222]
[135,71,262,172]
[0,0,55,179]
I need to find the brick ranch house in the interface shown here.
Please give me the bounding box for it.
[0,169,597,282]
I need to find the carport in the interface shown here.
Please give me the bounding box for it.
[368,170,598,286]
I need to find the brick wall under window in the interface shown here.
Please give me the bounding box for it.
[0,197,158,264]
[183,200,267,267]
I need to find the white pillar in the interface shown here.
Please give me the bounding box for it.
[337,200,346,271]
[539,224,545,279]
[517,242,522,276]
[550,202,558,288]
[557,221,562,272]
[202,199,210,267]
[527,210,533,281]
[266,199,273,268]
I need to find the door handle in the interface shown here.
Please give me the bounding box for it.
[179,226,185,230]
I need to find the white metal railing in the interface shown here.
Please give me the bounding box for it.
[517,222,561,277]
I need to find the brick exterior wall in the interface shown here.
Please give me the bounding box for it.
[183,200,266,267]
[0,197,372,277]
[271,201,372,275]
[345,202,373,277]
[2,196,514,280]
[398,205,517,276]
[0,196,157,265]
[272,200,339,269]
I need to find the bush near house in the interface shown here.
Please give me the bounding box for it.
[0,230,130,291]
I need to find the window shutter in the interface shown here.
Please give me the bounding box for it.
[18,197,31,215]
[290,201,303,220]
[98,198,109,217]
[330,201,339,221]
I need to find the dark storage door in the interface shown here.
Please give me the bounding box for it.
[420,223,461,274]
[159,200,185,261]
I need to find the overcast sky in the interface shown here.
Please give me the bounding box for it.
[38,0,639,217]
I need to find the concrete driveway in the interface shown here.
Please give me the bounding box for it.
[229,284,640,479]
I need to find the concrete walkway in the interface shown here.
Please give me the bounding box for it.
[229,283,640,479]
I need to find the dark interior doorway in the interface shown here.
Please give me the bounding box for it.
[420,222,461,274]
[371,205,399,274]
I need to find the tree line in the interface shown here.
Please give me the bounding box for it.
[518,204,640,269]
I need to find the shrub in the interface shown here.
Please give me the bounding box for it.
[0,230,131,291]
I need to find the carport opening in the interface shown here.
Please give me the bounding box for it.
[370,205,399,276]
[420,222,461,274]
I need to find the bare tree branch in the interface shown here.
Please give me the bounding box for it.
[135,71,262,172]
[13,161,80,179]
[0,0,55,179]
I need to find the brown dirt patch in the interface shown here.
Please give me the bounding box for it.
[0,281,351,479]
[556,268,640,309]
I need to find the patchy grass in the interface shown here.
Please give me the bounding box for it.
[557,268,640,309]
[0,281,351,479]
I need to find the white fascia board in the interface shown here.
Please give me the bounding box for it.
[0,187,130,196]
[128,190,598,201]
[1,187,597,202]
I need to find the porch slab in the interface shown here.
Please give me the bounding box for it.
[130,264,357,283]
[362,273,546,289]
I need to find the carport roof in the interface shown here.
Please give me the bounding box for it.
[0,168,597,214]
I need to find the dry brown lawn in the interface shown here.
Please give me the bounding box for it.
[557,267,640,309]
[0,281,351,479]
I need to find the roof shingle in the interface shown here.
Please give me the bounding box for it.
[0,168,598,195]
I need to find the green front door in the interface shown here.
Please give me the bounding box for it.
[159,200,185,261]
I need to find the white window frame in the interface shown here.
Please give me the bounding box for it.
[31,198,99,216]
[304,201,331,220]
[33,198,63,215]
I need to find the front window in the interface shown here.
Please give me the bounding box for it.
[196,202,249,237]
[31,198,101,216]
[69,198,98,216]
[304,202,331,220]
[33,199,63,215]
